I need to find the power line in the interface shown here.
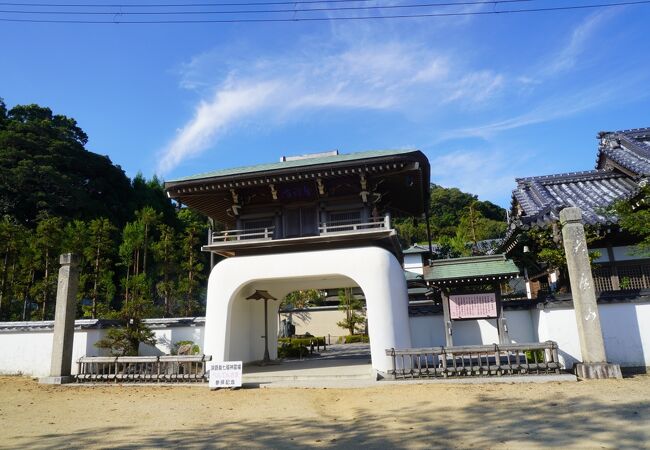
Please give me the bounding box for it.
[0,0,648,22]
[0,0,389,6]
[0,0,536,15]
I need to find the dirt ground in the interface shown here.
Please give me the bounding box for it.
[0,375,649,449]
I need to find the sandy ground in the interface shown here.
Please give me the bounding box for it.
[0,375,649,449]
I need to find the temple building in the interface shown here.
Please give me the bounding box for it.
[165,149,430,372]
[503,127,650,296]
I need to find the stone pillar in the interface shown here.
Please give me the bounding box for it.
[441,291,453,347]
[39,253,80,384]
[560,208,622,379]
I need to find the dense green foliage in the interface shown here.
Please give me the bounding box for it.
[394,183,507,257]
[0,99,210,327]
[615,185,650,255]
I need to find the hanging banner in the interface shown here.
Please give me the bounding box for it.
[449,293,497,319]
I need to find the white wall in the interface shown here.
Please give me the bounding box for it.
[0,319,207,377]
[139,325,205,356]
[0,328,107,377]
[535,302,650,368]
[408,310,536,348]
[403,254,424,275]
[1,301,649,376]
[280,308,348,339]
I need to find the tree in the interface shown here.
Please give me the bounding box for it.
[336,288,365,335]
[0,217,25,320]
[152,223,177,317]
[84,218,117,318]
[281,290,325,310]
[119,220,145,304]
[177,209,207,316]
[134,206,161,276]
[32,214,64,320]
[0,102,134,226]
[393,183,507,251]
[95,274,156,356]
[615,185,650,255]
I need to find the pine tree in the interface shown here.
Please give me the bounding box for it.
[336,288,365,336]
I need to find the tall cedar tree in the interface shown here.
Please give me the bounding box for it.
[84,218,117,318]
[177,209,207,317]
[32,215,63,320]
[153,223,178,317]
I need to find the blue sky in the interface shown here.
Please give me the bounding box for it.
[1,2,649,207]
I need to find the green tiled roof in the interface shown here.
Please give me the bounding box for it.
[425,254,519,283]
[168,148,418,182]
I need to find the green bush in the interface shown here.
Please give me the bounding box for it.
[278,336,325,347]
[343,335,369,344]
[277,342,310,358]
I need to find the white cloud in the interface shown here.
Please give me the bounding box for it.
[436,78,632,142]
[537,11,613,79]
[157,40,505,174]
[157,81,279,175]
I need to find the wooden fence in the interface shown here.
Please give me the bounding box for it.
[76,355,211,383]
[385,341,561,379]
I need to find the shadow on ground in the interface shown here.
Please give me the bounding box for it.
[12,388,649,449]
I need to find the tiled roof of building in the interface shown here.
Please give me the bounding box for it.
[597,127,650,176]
[402,244,430,254]
[512,169,639,227]
[506,127,648,233]
[424,254,519,284]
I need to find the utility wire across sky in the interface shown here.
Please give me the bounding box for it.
[0,0,648,23]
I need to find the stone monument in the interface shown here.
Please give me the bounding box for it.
[560,207,622,379]
[39,253,80,384]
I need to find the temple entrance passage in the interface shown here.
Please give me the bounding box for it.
[203,246,411,374]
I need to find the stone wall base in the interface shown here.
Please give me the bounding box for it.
[574,362,622,380]
[38,376,74,385]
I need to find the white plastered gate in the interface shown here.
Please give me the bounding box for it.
[203,246,411,373]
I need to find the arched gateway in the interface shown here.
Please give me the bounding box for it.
[165,148,431,375]
[204,247,410,372]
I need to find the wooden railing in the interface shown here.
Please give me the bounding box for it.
[385,341,561,379]
[319,214,390,234]
[212,226,274,243]
[76,355,211,383]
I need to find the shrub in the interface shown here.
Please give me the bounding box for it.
[277,342,310,358]
[278,336,325,347]
[343,335,369,344]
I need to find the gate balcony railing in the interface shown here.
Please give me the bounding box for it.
[385,341,561,379]
[209,214,391,245]
[319,214,390,234]
[212,226,275,243]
